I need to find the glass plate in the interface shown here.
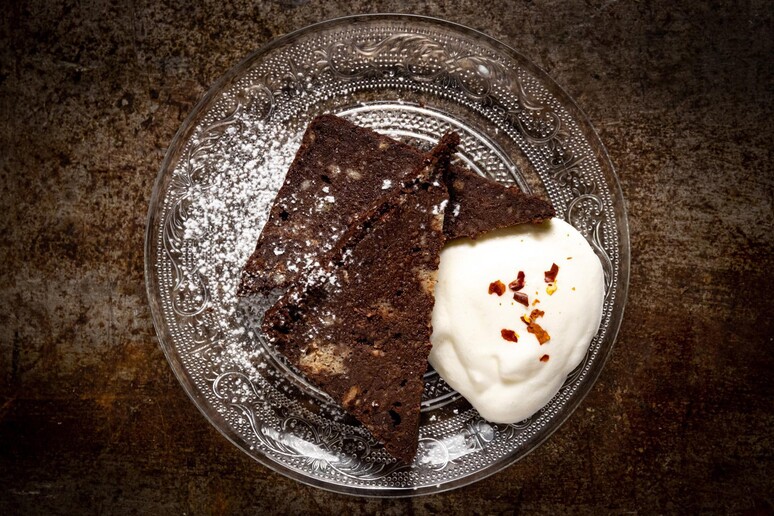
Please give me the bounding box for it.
[145,14,629,496]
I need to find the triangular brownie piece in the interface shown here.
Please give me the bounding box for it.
[261,135,458,463]
[443,164,555,240]
[239,115,554,297]
[239,114,424,296]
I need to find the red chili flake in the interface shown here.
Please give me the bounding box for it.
[530,309,545,320]
[540,354,550,362]
[531,323,551,344]
[488,280,506,296]
[513,291,529,307]
[520,315,551,344]
[508,271,525,291]
[531,324,551,344]
[532,298,541,306]
[501,329,519,342]
[544,263,559,283]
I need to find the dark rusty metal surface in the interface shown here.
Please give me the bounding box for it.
[1,0,772,513]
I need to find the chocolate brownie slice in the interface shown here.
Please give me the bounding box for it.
[238,114,423,296]
[238,114,553,297]
[442,165,556,240]
[261,135,458,463]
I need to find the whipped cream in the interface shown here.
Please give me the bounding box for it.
[429,218,605,423]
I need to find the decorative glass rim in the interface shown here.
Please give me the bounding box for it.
[145,13,630,497]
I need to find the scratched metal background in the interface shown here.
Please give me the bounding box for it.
[1,0,771,513]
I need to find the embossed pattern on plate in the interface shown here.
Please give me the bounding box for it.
[145,15,629,496]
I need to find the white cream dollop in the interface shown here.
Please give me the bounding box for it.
[429,218,605,424]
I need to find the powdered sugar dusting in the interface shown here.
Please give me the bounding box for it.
[182,123,299,299]
[179,123,298,364]
[170,109,353,422]
[432,199,449,215]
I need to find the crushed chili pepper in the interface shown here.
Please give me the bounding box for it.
[544,263,559,283]
[520,314,551,344]
[509,271,525,291]
[501,329,519,342]
[530,309,545,319]
[540,354,550,362]
[513,291,529,307]
[530,323,551,345]
[488,280,506,296]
